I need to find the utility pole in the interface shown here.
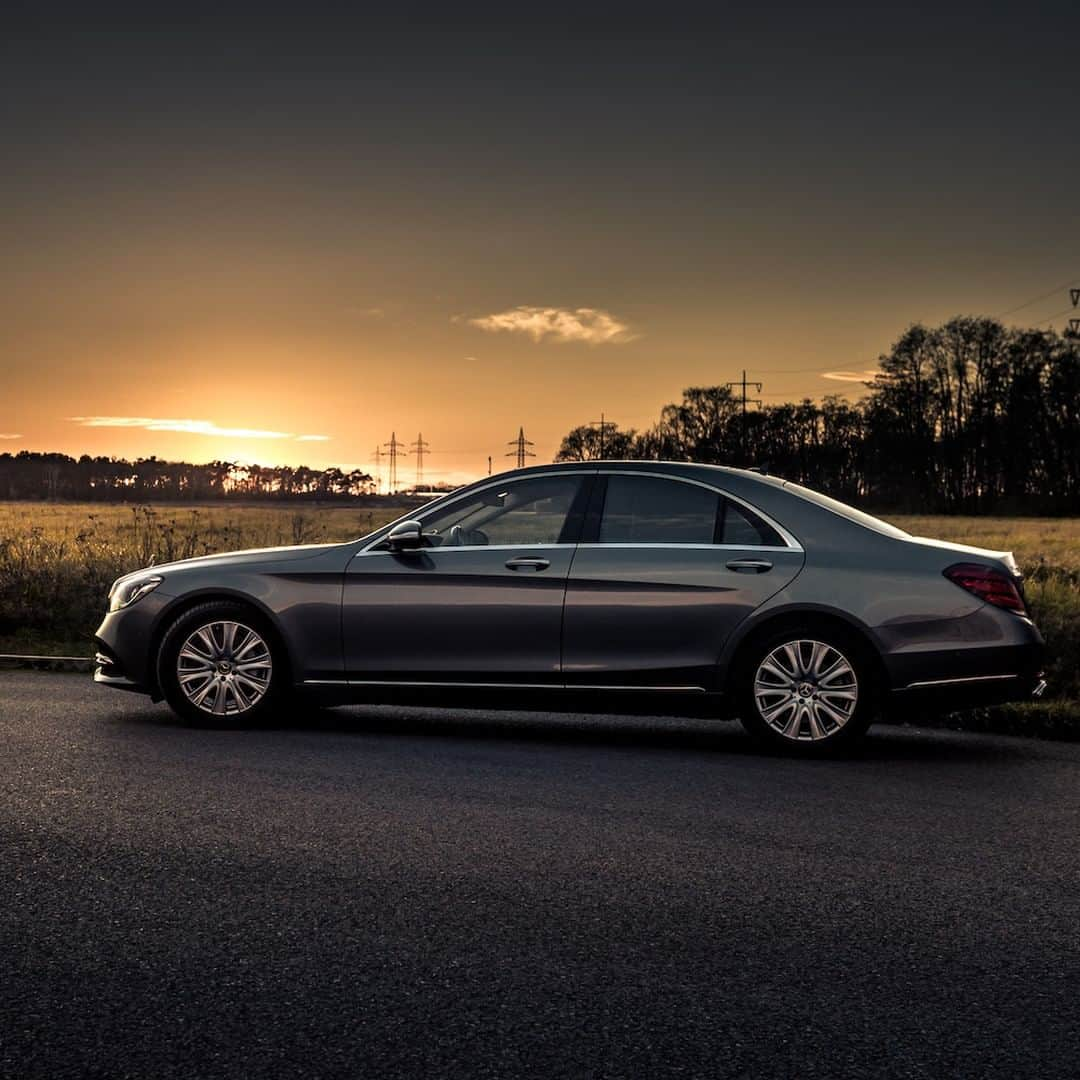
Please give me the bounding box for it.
[487,455,492,476]
[383,432,406,493]
[371,446,383,493]
[411,433,430,490]
[506,427,535,469]
[724,369,762,465]
[589,412,617,458]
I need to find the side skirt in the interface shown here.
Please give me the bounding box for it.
[297,680,726,719]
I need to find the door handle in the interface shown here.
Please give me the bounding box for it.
[726,558,773,573]
[505,556,551,571]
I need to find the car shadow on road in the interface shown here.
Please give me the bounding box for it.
[116,699,1033,763]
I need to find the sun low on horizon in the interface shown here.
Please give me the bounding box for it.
[2,8,1077,485]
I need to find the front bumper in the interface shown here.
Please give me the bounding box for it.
[92,648,147,694]
[93,590,174,697]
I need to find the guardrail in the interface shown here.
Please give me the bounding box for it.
[0,653,94,672]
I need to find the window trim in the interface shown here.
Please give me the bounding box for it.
[587,469,802,551]
[357,469,597,556]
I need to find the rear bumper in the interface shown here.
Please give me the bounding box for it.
[889,668,1046,711]
[880,606,1045,708]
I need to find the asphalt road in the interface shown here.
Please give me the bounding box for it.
[2,672,1079,1080]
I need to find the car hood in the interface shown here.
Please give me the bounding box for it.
[113,543,347,586]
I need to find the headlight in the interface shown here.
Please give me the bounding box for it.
[108,574,163,612]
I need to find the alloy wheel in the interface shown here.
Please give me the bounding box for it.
[753,639,858,741]
[176,620,273,716]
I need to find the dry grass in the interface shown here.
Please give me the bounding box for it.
[885,515,1080,576]
[1,502,1077,727]
[0,501,408,553]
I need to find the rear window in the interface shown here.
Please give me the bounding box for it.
[596,474,789,547]
[599,475,716,544]
[719,499,786,547]
[782,482,909,539]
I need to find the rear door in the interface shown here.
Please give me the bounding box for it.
[561,472,804,689]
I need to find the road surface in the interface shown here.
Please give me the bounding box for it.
[2,670,1079,1079]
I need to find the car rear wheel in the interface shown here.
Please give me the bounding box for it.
[735,627,875,752]
[158,601,285,726]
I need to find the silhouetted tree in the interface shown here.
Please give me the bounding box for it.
[555,318,1080,513]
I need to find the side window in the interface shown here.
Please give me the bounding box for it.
[420,475,585,547]
[719,498,787,548]
[598,475,718,544]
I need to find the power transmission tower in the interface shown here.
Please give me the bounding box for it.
[724,370,762,465]
[487,455,492,476]
[411,433,430,490]
[1070,287,1080,337]
[506,427,535,469]
[371,446,383,493]
[383,432,406,493]
[589,412,618,458]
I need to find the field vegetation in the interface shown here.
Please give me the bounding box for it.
[1,500,1076,733]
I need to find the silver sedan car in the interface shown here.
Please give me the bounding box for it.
[95,462,1046,753]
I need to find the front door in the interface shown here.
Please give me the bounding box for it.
[562,472,805,689]
[343,472,593,684]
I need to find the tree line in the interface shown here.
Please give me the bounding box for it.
[556,317,1080,514]
[0,455,376,502]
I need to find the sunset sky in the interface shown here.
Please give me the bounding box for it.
[3,5,1077,485]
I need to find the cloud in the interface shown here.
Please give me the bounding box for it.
[69,417,328,441]
[0,433,22,440]
[463,306,638,345]
[296,434,331,441]
[820,370,879,383]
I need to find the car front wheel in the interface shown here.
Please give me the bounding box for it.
[157,601,285,726]
[735,628,875,752]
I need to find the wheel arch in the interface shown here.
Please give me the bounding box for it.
[721,604,890,696]
[148,589,296,695]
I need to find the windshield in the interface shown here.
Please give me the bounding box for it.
[781,482,910,539]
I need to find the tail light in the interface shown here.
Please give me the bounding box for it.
[944,563,1027,614]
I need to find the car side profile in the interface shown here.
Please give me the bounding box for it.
[94,462,1046,752]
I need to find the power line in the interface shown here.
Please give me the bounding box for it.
[371,445,383,493]
[411,432,430,489]
[1036,306,1078,327]
[724,369,762,465]
[506,427,535,469]
[994,277,1080,319]
[589,412,618,457]
[382,431,406,493]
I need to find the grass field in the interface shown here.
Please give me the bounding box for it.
[1,501,1077,732]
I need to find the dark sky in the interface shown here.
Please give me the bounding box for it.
[3,3,1077,480]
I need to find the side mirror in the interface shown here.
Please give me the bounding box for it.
[386,520,426,552]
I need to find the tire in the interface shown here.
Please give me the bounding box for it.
[157,601,287,727]
[734,624,877,753]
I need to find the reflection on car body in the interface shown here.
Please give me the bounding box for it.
[95,462,1045,753]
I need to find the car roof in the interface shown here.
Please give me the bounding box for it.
[493,459,786,488]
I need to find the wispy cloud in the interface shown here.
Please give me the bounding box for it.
[820,370,879,383]
[69,417,328,441]
[0,433,22,440]
[462,306,638,345]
